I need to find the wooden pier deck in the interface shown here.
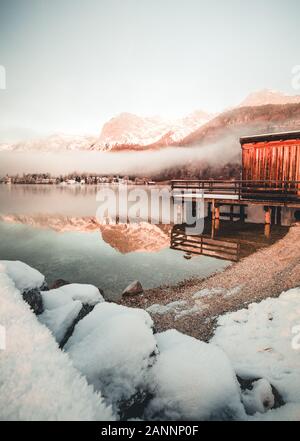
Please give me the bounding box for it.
[171,179,300,208]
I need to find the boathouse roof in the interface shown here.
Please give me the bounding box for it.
[240,130,300,145]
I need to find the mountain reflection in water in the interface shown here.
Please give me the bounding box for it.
[0,184,293,299]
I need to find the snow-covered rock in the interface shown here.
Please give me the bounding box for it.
[39,300,83,345]
[39,284,104,346]
[22,288,44,315]
[212,287,300,420]
[242,379,275,415]
[0,260,45,292]
[41,283,104,310]
[0,272,114,421]
[146,330,244,421]
[65,302,157,413]
[2,259,299,421]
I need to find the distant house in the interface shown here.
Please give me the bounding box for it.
[134,177,148,185]
[240,131,300,198]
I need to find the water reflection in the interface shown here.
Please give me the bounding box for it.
[0,214,171,254]
[171,220,289,262]
[0,184,294,298]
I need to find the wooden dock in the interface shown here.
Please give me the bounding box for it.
[171,179,300,207]
[171,179,300,226]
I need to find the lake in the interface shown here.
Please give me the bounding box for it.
[0,184,232,300]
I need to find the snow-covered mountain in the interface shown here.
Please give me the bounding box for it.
[1,89,300,153]
[239,89,300,107]
[0,133,97,152]
[179,102,300,159]
[0,111,212,152]
[90,110,212,151]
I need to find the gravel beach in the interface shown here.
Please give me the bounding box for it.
[120,223,300,341]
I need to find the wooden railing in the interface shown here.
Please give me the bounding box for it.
[171,180,300,202]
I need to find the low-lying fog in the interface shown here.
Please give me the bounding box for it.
[0,141,240,177]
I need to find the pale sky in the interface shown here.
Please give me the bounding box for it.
[0,0,299,139]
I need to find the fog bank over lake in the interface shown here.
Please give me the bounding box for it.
[0,143,240,176]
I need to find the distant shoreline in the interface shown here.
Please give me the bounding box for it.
[0,180,171,186]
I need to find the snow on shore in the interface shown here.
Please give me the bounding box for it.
[39,284,105,345]
[0,271,114,421]
[41,284,104,309]
[0,260,45,291]
[212,288,300,420]
[147,300,208,320]
[1,260,300,421]
[146,330,245,420]
[65,302,157,411]
[39,300,83,344]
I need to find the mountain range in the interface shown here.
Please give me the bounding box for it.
[1,89,300,153]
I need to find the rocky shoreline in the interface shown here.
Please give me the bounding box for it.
[18,222,300,344]
[2,253,299,420]
[120,223,300,341]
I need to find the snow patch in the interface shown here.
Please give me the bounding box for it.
[41,283,104,310]
[0,260,45,292]
[193,288,224,299]
[147,300,187,315]
[175,303,207,320]
[65,302,157,411]
[147,299,208,320]
[193,286,242,300]
[0,272,114,421]
[242,379,275,415]
[146,330,244,420]
[212,287,300,420]
[39,300,83,344]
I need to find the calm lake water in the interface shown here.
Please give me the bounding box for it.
[0,184,232,300]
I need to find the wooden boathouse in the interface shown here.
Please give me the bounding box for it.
[241,131,300,198]
[171,130,300,226]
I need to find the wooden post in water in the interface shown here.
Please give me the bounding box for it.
[212,201,220,221]
[176,201,182,224]
[271,207,276,225]
[192,200,197,218]
[211,219,215,239]
[276,207,282,225]
[240,205,246,222]
[208,202,212,221]
[212,200,216,221]
[264,223,271,239]
[264,206,272,225]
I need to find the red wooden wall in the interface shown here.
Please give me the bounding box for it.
[242,139,300,191]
